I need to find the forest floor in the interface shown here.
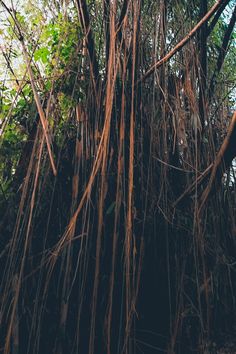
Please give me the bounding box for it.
[215,332,236,354]
[217,341,236,354]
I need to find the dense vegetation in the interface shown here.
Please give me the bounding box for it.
[0,0,236,353]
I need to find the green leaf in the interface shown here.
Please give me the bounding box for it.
[34,47,50,63]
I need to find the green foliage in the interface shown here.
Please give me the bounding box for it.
[0,121,26,187]
[34,47,50,64]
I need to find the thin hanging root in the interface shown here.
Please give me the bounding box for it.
[174,111,236,210]
[199,110,236,212]
[2,1,57,176]
[172,164,213,208]
[140,0,222,83]
[21,40,57,176]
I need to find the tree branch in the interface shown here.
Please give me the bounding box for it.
[140,0,223,83]
[207,0,230,36]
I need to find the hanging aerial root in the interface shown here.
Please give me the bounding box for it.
[0,1,57,176]
[199,110,236,212]
[21,41,57,176]
[173,111,236,209]
[140,0,222,83]
[172,164,212,208]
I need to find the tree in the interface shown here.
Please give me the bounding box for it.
[0,1,235,353]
